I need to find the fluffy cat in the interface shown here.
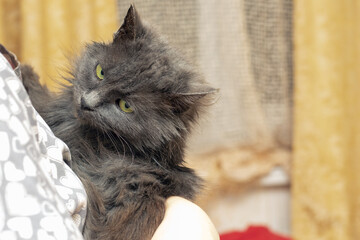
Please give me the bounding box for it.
[21,5,215,240]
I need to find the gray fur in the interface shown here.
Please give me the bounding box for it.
[21,5,215,240]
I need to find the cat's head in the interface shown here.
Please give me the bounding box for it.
[72,6,215,152]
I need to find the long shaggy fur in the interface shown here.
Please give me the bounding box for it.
[21,6,215,240]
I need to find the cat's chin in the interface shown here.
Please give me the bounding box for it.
[74,107,94,125]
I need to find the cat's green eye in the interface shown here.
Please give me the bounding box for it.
[96,64,104,80]
[119,99,134,113]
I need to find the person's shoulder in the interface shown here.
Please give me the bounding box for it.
[152,196,219,240]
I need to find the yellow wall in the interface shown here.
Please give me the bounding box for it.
[293,1,360,239]
[0,0,117,89]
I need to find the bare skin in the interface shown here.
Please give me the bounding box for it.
[152,197,219,240]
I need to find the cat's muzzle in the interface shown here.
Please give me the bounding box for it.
[80,97,94,111]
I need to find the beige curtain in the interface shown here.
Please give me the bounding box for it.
[0,0,117,89]
[292,1,360,239]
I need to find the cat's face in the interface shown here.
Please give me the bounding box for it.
[72,6,214,151]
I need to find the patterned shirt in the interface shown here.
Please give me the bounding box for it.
[0,48,86,240]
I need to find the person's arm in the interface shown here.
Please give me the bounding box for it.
[152,196,219,240]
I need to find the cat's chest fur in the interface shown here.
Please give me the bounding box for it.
[61,120,200,202]
[44,107,199,239]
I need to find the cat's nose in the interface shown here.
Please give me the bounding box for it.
[80,97,94,111]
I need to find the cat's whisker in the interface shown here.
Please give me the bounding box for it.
[115,134,129,163]
[113,133,127,161]
[112,131,135,164]
[151,157,167,171]
[106,131,122,158]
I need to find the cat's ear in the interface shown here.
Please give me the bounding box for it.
[113,5,142,43]
[170,87,218,113]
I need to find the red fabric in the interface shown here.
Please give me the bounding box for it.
[220,226,291,240]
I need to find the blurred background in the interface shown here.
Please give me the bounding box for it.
[1,0,360,239]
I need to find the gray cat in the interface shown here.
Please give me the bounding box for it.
[21,5,215,240]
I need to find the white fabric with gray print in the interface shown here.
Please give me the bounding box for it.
[0,53,86,240]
